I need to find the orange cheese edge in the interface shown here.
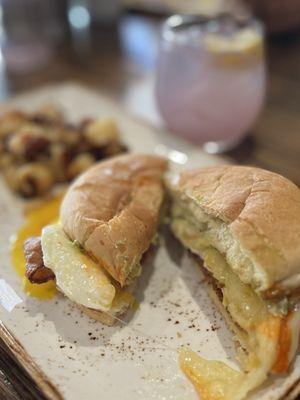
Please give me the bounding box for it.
[180,310,300,400]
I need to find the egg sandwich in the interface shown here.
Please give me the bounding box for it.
[167,165,300,399]
[24,154,167,325]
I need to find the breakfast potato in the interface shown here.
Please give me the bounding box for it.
[8,124,50,158]
[14,163,54,197]
[83,118,119,147]
[0,106,127,197]
[66,153,96,180]
[0,110,27,140]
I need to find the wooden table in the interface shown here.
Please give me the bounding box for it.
[0,11,300,400]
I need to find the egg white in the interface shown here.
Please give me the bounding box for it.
[41,224,116,311]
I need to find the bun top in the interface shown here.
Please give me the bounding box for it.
[61,154,167,286]
[169,165,300,296]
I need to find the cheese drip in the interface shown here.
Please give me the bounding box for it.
[171,205,300,399]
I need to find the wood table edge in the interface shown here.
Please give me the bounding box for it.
[0,322,63,400]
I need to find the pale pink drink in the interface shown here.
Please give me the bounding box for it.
[155,14,266,152]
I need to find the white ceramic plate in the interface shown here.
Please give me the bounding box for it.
[0,83,299,400]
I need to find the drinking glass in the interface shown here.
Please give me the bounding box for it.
[155,14,266,153]
[1,0,64,74]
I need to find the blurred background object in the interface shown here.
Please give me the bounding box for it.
[67,0,92,57]
[0,0,299,77]
[0,0,122,74]
[89,0,121,23]
[125,0,300,32]
[67,0,121,56]
[0,3,297,166]
[1,0,65,74]
[0,0,298,175]
[245,0,300,33]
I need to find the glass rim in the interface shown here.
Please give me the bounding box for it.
[161,13,264,42]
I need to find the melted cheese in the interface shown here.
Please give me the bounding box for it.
[202,248,299,377]
[180,310,300,400]
[180,348,244,400]
[172,213,300,399]
[271,310,300,374]
[203,248,269,333]
[41,224,116,311]
[10,195,61,299]
[179,347,272,400]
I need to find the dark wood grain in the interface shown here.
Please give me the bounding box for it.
[0,337,48,400]
[0,10,299,400]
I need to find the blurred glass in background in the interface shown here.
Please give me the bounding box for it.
[0,0,65,74]
[0,0,121,74]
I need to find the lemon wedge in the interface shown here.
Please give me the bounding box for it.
[204,28,263,68]
[204,28,262,54]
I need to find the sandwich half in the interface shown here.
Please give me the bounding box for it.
[167,165,300,399]
[24,154,167,325]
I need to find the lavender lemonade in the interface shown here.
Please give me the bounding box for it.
[156,15,265,152]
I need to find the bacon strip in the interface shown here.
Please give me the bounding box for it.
[24,236,55,283]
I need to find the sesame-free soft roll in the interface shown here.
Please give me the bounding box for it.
[24,154,167,325]
[60,153,167,286]
[167,165,300,400]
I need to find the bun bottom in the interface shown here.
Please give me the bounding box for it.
[77,304,124,326]
[57,287,130,326]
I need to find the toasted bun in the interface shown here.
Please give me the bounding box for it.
[168,165,300,296]
[61,154,167,286]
